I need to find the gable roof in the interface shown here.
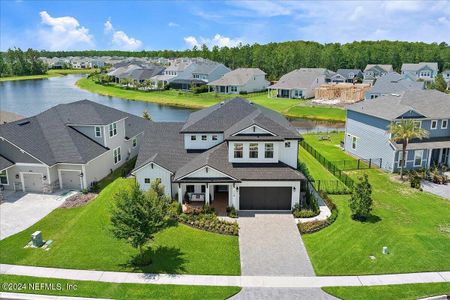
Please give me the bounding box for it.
[364,64,393,72]
[0,155,14,171]
[207,68,266,86]
[0,100,146,165]
[335,69,362,78]
[401,62,438,72]
[180,98,300,139]
[348,90,450,120]
[191,61,229,75]
[173,142,305,182]
[369,72,424,94]
[268,68,334,90]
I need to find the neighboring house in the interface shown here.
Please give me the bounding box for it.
[401,62,439,82]
[168,60,230,90]
[330,69,363,83]
[107,64,165,85]
[90,59,105,68]
[344,90,450,172]
[208,68,269,94]
[442,69,450,89]
[0,100,146,193]
[267,68,334,99]
[132,98,305,211]
[363,64,394,85]
[365,72,425,100]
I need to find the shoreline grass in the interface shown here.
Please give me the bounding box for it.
[0,274,241,300]
[0,69,98,82]
[75,77,346,122]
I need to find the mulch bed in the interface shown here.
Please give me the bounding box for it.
[60,193,97,208]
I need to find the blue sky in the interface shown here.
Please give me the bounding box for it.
[1,0,449,51]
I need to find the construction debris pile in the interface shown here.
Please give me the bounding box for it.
[314,83,371,104]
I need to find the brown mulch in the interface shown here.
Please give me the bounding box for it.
[60,193,98,208]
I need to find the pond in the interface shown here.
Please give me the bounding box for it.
[0,74,345,132]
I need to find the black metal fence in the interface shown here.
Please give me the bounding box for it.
[311,179,351,194]
[332,157,382,171]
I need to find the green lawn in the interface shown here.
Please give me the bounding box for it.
[299,146,335,180]
[0,275,240,300]
[0,178,240,275]
[76,77,346,122]
[301,132,450,275]
[323,283,450,300]
[303,132,350,161]
[0,69,97,82]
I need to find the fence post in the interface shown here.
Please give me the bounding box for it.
[357,159,360,169]
[369,159,372,168]
[380,158,382,168]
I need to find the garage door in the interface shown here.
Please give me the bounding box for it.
[239,187,292,210]
[22,173,43,193]
[60,170,82,190]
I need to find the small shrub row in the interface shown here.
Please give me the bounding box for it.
[298,192,338,234]
[293,209,319,218]
[226,206,238,218]
[178,213,239,236]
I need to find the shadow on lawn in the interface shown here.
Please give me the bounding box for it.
[123,245,187,274]
[353,214,382,224]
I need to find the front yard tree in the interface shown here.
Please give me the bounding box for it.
[110,182,167,265]
[349,174,373,221]
[433,74,447,92]
[388,119,428,180]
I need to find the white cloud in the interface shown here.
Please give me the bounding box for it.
[184,34,244,49]
[38,11,94,50]
[103,19,142,51]
[168,22,179,27]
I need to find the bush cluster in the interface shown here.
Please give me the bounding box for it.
[226,206,238,218]
[298,192,338,234]
[178,212,239,236]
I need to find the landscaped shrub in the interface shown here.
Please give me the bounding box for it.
[178,213,238,236]
[167,201,182,218]
[298,191,338,234]
[298,160,313,181]
[408,171,422,189]
[226,206,238,218]
[192,85,209,94]
[293,209,319,218]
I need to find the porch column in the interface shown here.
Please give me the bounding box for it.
[228,183,232,207]
[178,184,183,204]
[210,184,215,201]
[205,183,210,205]
[427,149,433,168]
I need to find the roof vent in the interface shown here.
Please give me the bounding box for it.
[391,93,401,97]
[17,121,30,126]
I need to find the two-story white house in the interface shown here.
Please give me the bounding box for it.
[401,62,439,82]
[132,98,305,211]
[0,100,146,193]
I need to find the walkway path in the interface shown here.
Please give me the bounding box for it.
[0,292,110,300]
[238,212,315,276]
[1,264,448,288]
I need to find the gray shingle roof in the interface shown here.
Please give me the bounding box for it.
[401,62,438,72]
[364,64,393,72]
[348,90,450,120]
[369,72,424,94]
[0,155,14,171]
[180,98,300,139]
[174,142,305,181]
[335,69,363,79]
[0,100,146,165]
[191,61,227,75]
[268,68,334,90]
[207,68,266,86]
[133,122,199,173]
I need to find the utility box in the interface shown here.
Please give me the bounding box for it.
[31,231,44,247]
[382,246,389,255]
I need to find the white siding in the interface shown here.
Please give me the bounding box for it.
[228,141,280,163]
[234,125,273,135]
[134,163,173,197]
[279,139,298,168]
[182,166,232,179]
[184,133,224,150]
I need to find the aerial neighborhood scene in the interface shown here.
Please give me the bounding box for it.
[0,1,449,299]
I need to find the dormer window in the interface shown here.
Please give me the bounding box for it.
[249,143,258,158]
[212,135,218,141]
[109,122,117,137]
[234,143,243,158]
[201,135,207,141]
[95,126,102,137]
[191,135,196,141]
[442,120,448,129]
[431,120,438,130]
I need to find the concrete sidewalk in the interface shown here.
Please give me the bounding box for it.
[0,292,110,300]
[1,264,448,288]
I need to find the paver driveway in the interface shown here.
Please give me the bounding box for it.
[230,287,337,300]
[0,192,68,240]
[238,211,315,276]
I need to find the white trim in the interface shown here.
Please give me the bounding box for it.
[82,165,87,189]
[15,163,48,167]
[131,161,174,175]
[109,122,118,137]
[20,172,44,193]
[0,169,9,186]
[413,150,424,167]
[132,137,137,148]
[430,120,438,130]
[0,138,48,166]
[95,126,102,138]
[58,169,82,190]
[441,119,448,129]
[113,146,121,165]
[177,165,238,181]
[231,124,276,137]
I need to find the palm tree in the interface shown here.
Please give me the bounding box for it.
[388,119,429,180]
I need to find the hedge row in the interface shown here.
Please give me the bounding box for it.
[298,191,338,234]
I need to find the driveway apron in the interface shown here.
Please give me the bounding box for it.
[238,211,315,276]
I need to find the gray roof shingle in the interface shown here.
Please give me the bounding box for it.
[268,68,334,90]
[0,155,14,171]
[369,72,424,94]
[207,68,266,86]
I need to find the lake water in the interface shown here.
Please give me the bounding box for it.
[0,74,345,132]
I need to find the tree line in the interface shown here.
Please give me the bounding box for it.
[36,40,449,80]
[0,48,48,77]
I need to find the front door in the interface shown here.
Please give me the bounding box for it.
[442,148,449,166]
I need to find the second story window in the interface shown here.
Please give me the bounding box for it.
[285,141,291,148]
[132,137,137,148]
[265,143,274,158]
[109,122,117,137]
[431,120,438,130]
[249,143,258,158]
[95,126,102,138]
[234,143,243,158]
[191,135,196,141]
[201,135,207,141]
[442,119,448,129]
[113,147,121,164]
[212,135,218,141]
